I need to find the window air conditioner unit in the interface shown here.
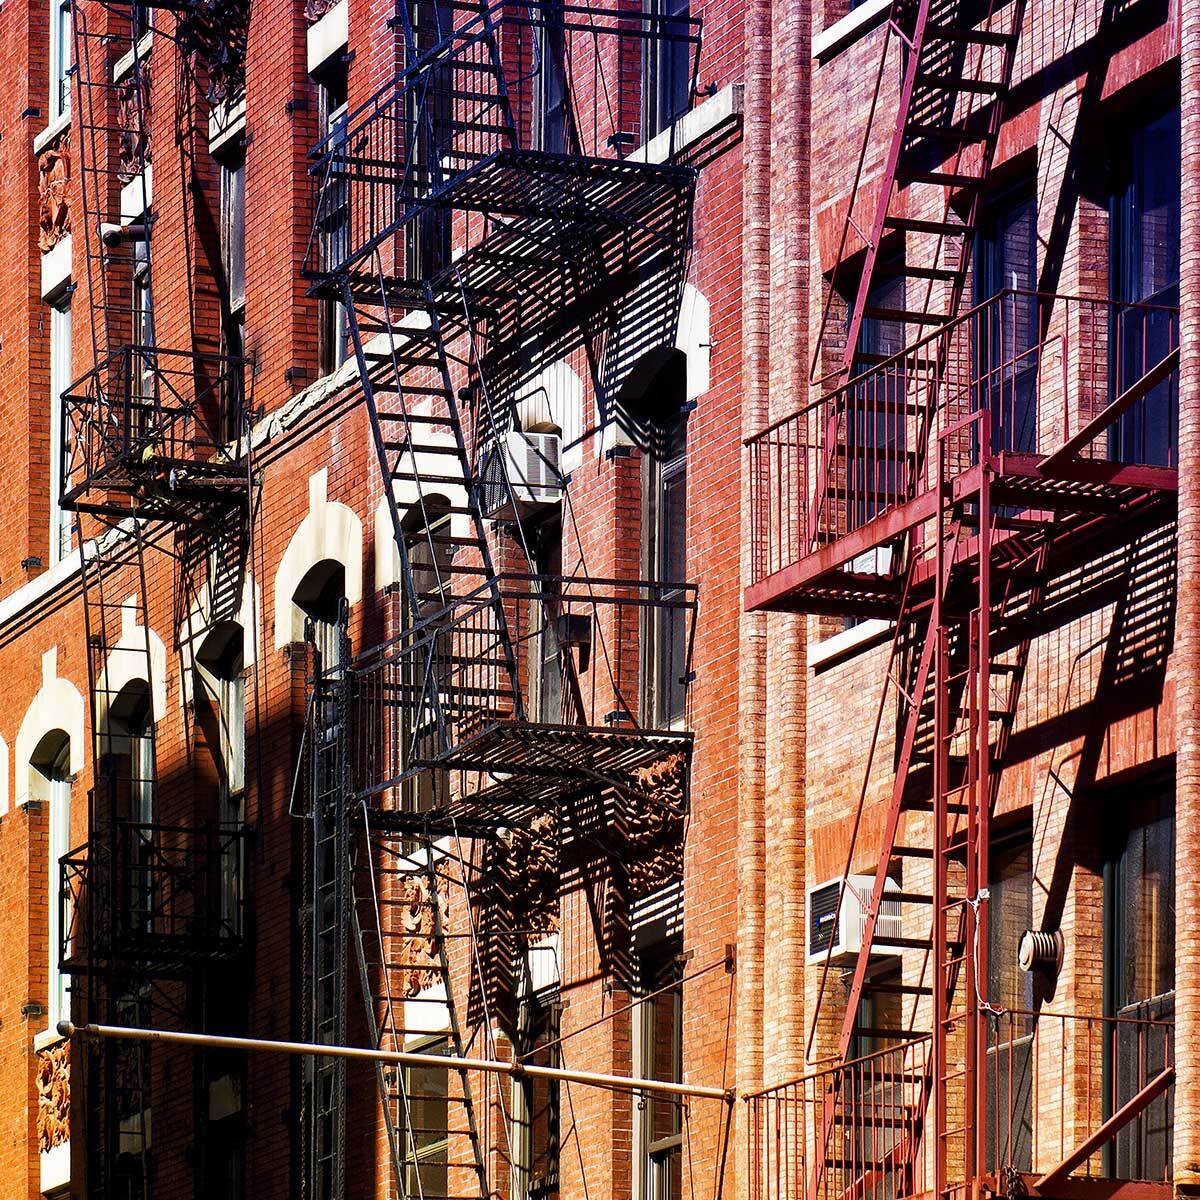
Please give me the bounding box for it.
[806,874,902,965]
[480,432,562,520]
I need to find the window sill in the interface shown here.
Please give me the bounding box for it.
[813,0,891,63]
[113,32,153,82]
[810,617,891,672]
[34,1026,67,1052]
[627,82,744,166]
[32,111,71,156]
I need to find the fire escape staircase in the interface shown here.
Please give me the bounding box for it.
[301,5,703,1199]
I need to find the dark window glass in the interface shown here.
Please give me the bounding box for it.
[1105,781,1175,1179]
[1109,106,1180,466]
[537,0,568,154]
[515,990,560,1200]
[643,0,692,139]
[646,414,688,727]
[638,949,682,1200]
[975,184,1038,454]
[317,63,350,373]
[406,0,453,277]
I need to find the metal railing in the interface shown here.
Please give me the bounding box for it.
[316,573,696,799]
[748,290,1180,585]
[746,1038,932,1200]
[60,819,249,975]
[308,0,702,280]
[745,1008,1175,1200]
[61,345,246,512]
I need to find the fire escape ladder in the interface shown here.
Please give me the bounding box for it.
[71,1,155,365]
[343,272,522,716]
[352,835,491,1200]
[836,0,1028,379]
[75,513,159,1200]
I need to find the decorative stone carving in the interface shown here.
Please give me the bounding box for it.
[37,132,71,253]
[117,64,151,185]
[396,872,441,997]
[617,751,688,898]
[493,812,559,936]
[36,1041,70,1152]
[306,0,340,20]
[178,0,250,104]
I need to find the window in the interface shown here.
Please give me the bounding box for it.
[645,409,688,729]
[984,833,1033,1173]
[535,0,568,154]
[218,142,247,374]
[50,0,71,121]
[194,621,246,934]
[33,731,72,1029]
[1105,780,1175,1178]
[317,62,350,373]
[634,948,683,1200]
[512,988,561,1200]
[643,0,692,140]
[1109,105,1180,466]
[530,515,565,724]
[48,293,73,564]
[404,1037,450,1196]
[405,0,453,278]
[975,183,1038,454]
[849,264,908,527]
[132,232,156,441]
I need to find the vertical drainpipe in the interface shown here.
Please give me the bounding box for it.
[762,0,809,1086]
[738,0,772,1183]
[1175,0,1200,1187]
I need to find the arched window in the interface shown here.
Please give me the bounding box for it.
[294,560,348,674]
[194,620,246,934]
[31,729,72,1029]
[106,678,154,825]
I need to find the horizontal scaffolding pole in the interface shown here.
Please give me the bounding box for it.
[59,1021,733,1103]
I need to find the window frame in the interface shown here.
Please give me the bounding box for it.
[48,290,74,565]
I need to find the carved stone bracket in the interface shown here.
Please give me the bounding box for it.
[396,871,441,998]
[616,751,688,898]
[37,131,71,253]
[306,0,340,20]
[493,812,559,937]
[117,64,152,185]
[36,1041,70,1152]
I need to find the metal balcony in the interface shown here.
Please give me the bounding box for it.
[306,0,701,288]
[60,819,249,979]
[60,346,248,524]
[747,290,1180,616]
[311,574,696,832]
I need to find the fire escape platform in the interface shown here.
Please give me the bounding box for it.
[746,454,1177,617]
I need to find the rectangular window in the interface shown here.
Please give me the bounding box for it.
[645,416,688,728]
[317,64,350,374]
[1105,780,1175,1179]
[634,949,683,1200]
[404,1037,450,1197]
[643,0,692,140]
[975,182,1038,454]
[1109,105,1180,466]
[984,833,1033,1173]
[50,0,71,121]
[220,146,247,315]
[48,295,73,564]
[405,0,453,278]
[512,989,560,1200]
[536,0,568,154]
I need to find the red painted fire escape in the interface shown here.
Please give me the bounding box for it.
[744,0,1180,1194]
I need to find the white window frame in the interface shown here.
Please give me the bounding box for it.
[49,0,72,122]
[48,294,73,565]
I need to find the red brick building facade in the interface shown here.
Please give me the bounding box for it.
[0,0,1191,1197]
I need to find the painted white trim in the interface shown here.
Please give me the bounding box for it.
[178,577,260,707]
[32,111,71,156]
[120,166,152,225]
[40,236,72,300]
[274,470,363,647]
[112,32,153,82]
[810,618,891,671]
[94,599,168,735]
[307,0,349,74]
[16,648,85,808]
[40,1137,70,1193]
[514,360,585,473]
[628,83,744,166]
[813,0,890,62]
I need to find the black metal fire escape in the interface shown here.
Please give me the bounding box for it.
[58,1,253,1197]
[301,2,702,1196]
